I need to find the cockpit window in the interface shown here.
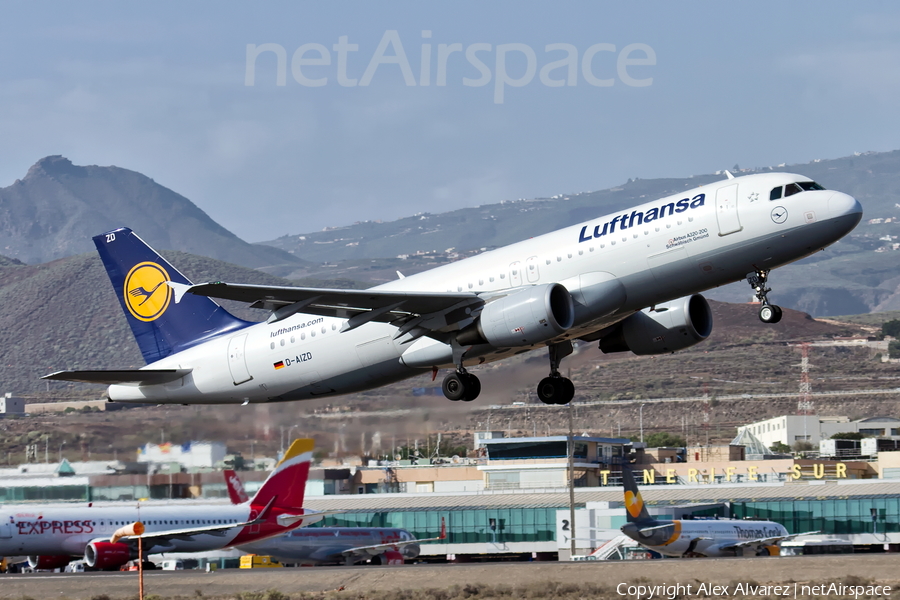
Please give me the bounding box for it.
[771,181,825,200]
[784,183,803,197]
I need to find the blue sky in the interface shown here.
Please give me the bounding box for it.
[2,2,899,242]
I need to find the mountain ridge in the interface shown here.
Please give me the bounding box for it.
[0,155,305,270]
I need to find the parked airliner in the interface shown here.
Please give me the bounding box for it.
[619,467,813,557]
[224,470,445,565]
[45,172,861,405]
[0,439,330,571]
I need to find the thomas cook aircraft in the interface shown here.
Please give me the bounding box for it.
[619,467,815,557]
[0,440,337,571]
[44,172,861,405]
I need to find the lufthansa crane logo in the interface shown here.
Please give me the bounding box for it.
[124,262,172,322]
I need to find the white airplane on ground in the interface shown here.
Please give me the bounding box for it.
[223,471,445,565]
[619,467,814,557]
[45,172,861,405]
[0,439,330,571]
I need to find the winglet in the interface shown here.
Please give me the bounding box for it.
[165,281,193,304]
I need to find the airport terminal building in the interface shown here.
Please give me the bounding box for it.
[4,431,900,561]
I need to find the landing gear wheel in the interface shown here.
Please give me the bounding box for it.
[561,378,575,403]
[758,304,782,324]
[442,372,481,401]
[537,377,558,404]
[442,373,466,401]
[537,377,575,405]
[461,373,481,402]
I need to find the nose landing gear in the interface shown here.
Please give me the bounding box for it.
[747,269,783,324]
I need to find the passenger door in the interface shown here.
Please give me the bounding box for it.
[715,184,742,235]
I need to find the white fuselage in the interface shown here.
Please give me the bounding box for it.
[0,502,248,557]
[622,519,788,557]
[107,172,861,403]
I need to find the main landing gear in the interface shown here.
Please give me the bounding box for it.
[441,340,481,402]
[441,370,481,402]
[536,341,575,405]
[747,269,783,324]
[439,340,577,405]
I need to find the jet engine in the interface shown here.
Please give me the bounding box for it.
[84,541,134,570]
[370,550,405,566]
[26,555,72,570]
[598,294,713,355]
[457,283,575,348]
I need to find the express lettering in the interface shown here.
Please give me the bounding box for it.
[578,193,706,243]
[16,519,94,535]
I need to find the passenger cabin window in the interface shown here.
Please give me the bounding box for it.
[770,186,783,200]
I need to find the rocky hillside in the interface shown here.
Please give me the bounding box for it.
[0,156,305,270]
[0,250,292,394]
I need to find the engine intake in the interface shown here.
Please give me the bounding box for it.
[458,283,575,348]
[599,294,713,355]
[85,541,134,570]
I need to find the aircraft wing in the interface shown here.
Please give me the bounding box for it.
[42,369,192,385]
[169,281,484,337]
[115,497,277,549]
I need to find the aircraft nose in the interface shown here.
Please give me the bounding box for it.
[828,191,862,220]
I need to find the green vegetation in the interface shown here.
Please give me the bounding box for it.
[770,441,791,453]
[882,319,900,338]
[891,341,900,359]
[831,432,866,440]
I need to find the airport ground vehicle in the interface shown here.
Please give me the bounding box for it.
[239,555,282,568]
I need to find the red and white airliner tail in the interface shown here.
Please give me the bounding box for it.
[249,439,313,509]
[224,469,250,504]
[0,438,332,571]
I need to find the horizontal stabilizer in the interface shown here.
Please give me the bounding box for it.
[42,369,192,385]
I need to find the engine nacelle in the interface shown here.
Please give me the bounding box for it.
[26,555,72,570]
[598,294,713,355]
[370,550,405,566]
[459,283,575,348]
[85,541,134,570]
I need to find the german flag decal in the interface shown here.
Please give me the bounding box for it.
[273,361,285,370]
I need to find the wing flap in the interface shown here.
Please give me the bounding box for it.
[42,369,192,385]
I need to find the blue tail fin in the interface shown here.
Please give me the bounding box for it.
[94,227,251,364]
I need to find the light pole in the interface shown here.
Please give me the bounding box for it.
[281,425,300,454]
[58,441,66,463]
[639,404,646,444]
